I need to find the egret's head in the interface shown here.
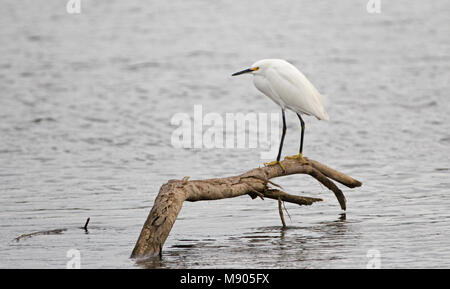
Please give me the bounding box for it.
[231,59,286,76]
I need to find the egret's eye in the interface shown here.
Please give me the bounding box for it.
[251,67,259,71]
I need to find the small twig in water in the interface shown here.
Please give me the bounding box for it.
[83,217,90,231]
[282,200,292,221]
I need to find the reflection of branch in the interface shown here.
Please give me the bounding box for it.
[131,158,362,258]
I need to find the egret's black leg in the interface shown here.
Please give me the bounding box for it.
[277,109,287,162]
[285,113,307,164]
[297,113,305,154]
[264,109,287,171]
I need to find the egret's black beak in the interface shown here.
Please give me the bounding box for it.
[231,68,253,76]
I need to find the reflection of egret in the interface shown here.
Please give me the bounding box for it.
[232,59,328,171]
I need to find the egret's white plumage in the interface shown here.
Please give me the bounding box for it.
[232,59,329,169]
[250,59,329,120]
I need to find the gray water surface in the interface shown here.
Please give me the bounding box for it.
[1,0,449,268]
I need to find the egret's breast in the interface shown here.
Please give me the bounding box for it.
[253,75,285,108]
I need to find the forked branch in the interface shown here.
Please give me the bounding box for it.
[131,158,362,258]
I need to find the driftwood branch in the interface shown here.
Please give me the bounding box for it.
[14,229,67,242]
[131,158,362,259]
[14,218,91,242]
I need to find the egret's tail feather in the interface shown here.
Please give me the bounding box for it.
[319,111,329,121]
[317,93,329,120]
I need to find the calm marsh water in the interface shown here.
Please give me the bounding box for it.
[0,0,449,268]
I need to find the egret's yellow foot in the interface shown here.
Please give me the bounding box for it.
[285,153,307,164]
[264,160,286,172]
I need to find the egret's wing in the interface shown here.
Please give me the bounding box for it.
[265,66,329,120]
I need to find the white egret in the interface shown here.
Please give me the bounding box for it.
[232,59,329,171]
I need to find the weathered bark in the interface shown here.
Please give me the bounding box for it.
[131,158,362,259]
